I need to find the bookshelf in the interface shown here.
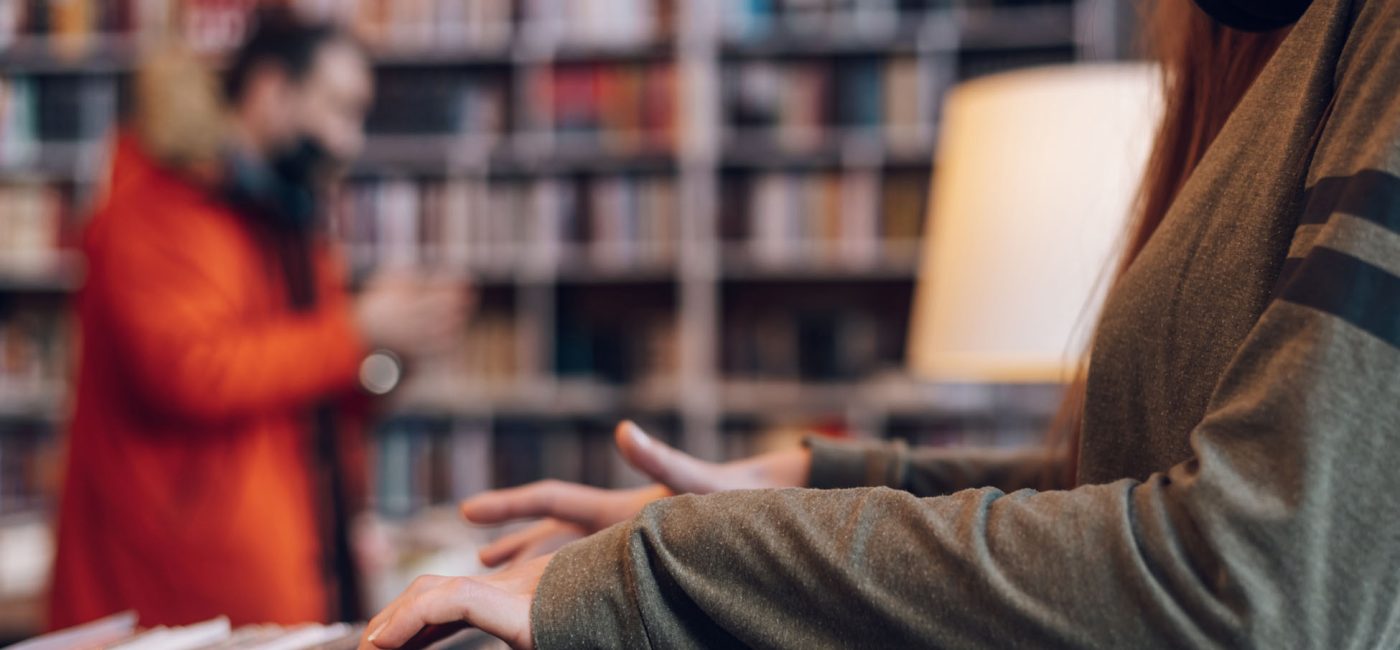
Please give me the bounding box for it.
[0,1,1131,628]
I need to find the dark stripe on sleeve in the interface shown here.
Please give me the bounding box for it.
[1270,257,1305,299]
[1277,246,1400,348]
[1299,169,1400,234]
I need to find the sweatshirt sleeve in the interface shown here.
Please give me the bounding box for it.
[94,198,366,424]
[806,434,1064,495]
[804,435,1065,495]
[529,8,1400,648]
[533,270,1400,648]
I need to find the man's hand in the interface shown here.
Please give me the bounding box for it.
[354,270,474,358]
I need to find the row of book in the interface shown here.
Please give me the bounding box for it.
[721,0,957,41]
[723,56,940,151]
[0,0,154,52]
[722,305,902,380]
[391,299,679,392]
[350,0,677,52]
[371,413,863,519]
[0,0,1071,59]
[366,69,508,137]
[0,0,678,57]
[534,61,678,154]
[720,169,927,268]
[0,62,679,165]
[374,417,491,517]
[367,62,680,151]
[372,415,668,517]
[328,175,680,273]
[555,304,678,384]
[407,311,524,393]
[337,0,517,52]
[719,0,1076,40]
[0,0,258,55]
[332,169,927,276]
[721,273,912,381]
[392,294,901,392]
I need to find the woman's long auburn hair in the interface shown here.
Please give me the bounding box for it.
[1041,0,1291,488]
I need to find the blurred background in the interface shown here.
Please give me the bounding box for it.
[0,0,1141,640]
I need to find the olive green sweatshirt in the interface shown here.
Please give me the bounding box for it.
[531,0,1400,646]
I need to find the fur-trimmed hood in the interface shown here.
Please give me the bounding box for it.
[130,44,229,176]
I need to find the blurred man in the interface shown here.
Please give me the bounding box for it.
[48,10,467,628]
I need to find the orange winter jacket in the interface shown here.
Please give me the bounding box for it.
[48,133,369,629]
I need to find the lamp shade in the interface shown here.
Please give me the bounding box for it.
[908,63,1163,382]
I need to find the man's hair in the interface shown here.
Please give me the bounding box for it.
[222,6,361,102]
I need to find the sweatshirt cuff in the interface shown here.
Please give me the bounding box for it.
[803,435,908,490]
[531,522,653,649]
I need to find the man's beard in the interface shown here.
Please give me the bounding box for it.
[224,134,341,232]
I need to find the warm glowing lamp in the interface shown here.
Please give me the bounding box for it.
[908,63,1164,382]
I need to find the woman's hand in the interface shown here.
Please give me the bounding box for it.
[461,420,812,567]
[611,420,812,495]
[360,554,550,650]
[462,480,669,540]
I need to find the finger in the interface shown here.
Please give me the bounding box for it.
[364,577,450,647]
[478,521,560,568]
[362,604,399,650]
[460,481,604,526]
[615,421,719,494]
[366,581,473,649]
[368,579,531,650]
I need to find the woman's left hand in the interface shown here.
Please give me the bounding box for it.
[360,553,550,650]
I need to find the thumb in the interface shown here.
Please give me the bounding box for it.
[615,421,720,495]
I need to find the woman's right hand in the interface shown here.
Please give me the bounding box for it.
[461,420,812,567]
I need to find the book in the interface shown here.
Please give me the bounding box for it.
[4,610,137,650]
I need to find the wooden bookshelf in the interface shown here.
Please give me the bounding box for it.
[0,0,1141,636]
[0,0,1129,516]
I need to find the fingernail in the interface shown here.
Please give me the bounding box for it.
[367,622,385,643]
[624,421,650,447]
